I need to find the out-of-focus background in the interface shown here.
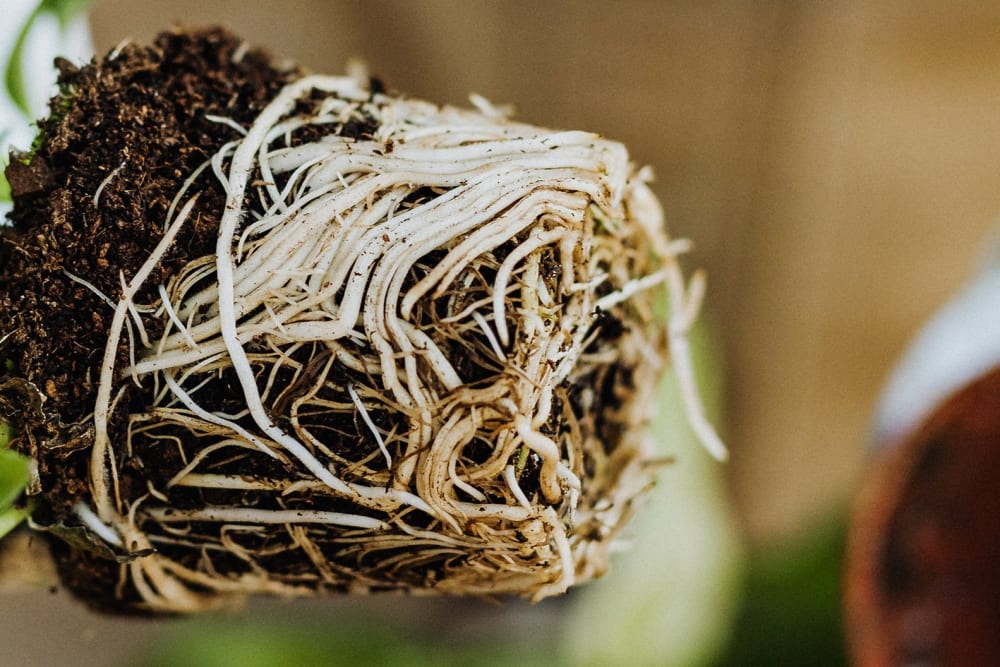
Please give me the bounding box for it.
[5,1,1000,665]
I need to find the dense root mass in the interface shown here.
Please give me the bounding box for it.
[0,29,716,612]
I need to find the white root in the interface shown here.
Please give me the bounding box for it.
[90,197,199,527]
[347,382,392,469]
[81,74,720,611]
[145,507,389,530]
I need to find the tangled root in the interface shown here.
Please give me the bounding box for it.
[71,73,715,612]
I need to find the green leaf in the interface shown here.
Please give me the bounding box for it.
[0,420,12,450]
[38,0,93,29]
[0,447,30,510]
[3,6,39,118]
[562,319,744,667]
[3,0,93,117]
[0,505,30,539]
[0,446,30,539]
[1,130,10,203]
[0,169,10,204]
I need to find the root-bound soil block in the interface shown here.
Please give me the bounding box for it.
[0,27,707,613]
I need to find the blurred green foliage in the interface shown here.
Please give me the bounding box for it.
[714,510,848,666]
[4,0,92,116]
[0,447,31,539]
[137,615,556,667]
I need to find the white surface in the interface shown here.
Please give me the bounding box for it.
[875,265,1000,444]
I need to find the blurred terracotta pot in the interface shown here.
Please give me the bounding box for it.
[847,265,1000,665]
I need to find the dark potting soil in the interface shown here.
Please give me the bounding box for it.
[0,27,294,609]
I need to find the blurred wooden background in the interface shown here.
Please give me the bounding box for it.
[83,0,1000,542]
